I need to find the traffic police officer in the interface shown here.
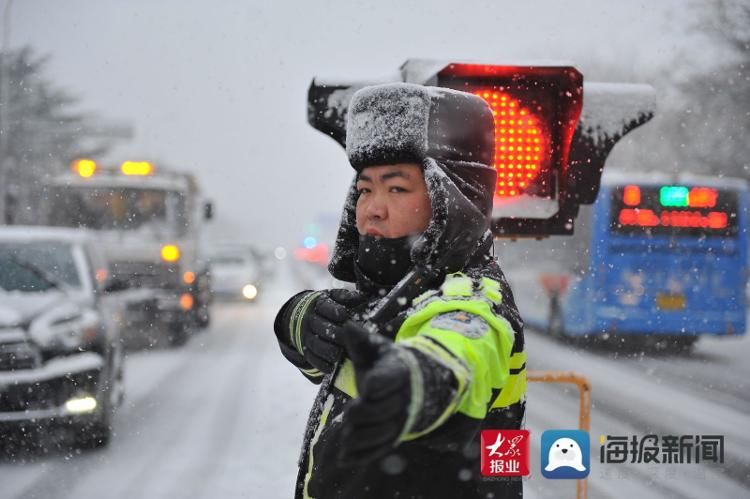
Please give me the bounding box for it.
[275,83,526,499]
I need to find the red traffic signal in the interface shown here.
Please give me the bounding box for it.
[430,63,583,202]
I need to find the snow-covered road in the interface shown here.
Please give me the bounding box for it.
[0,260,748,498]
[524,328,750,499]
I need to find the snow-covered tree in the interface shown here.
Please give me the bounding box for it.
[0,46,118,223]
[667,0,750,177]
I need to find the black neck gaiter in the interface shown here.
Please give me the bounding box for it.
[355,234,415,287]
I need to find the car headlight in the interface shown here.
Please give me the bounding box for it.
[242,284,258,300]
[29,306,101,351]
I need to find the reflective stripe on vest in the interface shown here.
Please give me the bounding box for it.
[332,349,526,414]
[490,350,526,409]
[303,394,335,499]
[333,359,357,398]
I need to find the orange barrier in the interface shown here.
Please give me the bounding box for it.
[528,370,592,499]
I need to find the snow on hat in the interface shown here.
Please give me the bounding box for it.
[346,83,495,170]
[329,83,497,284]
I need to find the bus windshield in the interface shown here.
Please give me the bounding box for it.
[609,184,739,238]
[48,187,187,237]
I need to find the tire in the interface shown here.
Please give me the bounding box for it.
[73,352,126,450]
[167,321,190,347]
[74,419,111,449]
[194,304,211,329]
[193,274,212,329]
[672,336,698,353]
[72,381,115,450]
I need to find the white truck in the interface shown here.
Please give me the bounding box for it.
[41,159,212,346]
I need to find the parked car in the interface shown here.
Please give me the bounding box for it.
[207,246,262,302]
[0,227,125,448]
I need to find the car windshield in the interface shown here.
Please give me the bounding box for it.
[47,187,186,237]
[0,242,81,292]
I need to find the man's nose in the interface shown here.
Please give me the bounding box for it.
[365,195,387,220]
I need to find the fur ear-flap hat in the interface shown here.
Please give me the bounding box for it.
[329,82,497,283]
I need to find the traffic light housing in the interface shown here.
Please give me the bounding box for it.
[308,59,655,237]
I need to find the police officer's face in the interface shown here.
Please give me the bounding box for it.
[355,163,432,239]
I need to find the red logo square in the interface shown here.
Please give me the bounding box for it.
[480,429,530,477]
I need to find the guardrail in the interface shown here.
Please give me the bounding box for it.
[528,370,592,499]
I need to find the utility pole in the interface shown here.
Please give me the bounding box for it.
[0,0,14,224]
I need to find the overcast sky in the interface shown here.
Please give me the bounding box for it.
[10,0,731,249]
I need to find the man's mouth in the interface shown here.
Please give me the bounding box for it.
[365,228,385,237]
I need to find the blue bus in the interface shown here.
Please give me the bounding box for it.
[500,171,749,350]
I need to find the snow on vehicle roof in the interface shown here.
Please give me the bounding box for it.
[602,168,749,191]
[0,226,95,244]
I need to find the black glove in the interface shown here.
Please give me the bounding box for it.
[274,289,365,375]
[338,320,411,465]
[337,321,460,466]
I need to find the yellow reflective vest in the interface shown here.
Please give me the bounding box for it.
[297,271,526,499]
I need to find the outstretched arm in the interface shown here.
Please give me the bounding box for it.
[273,289,365,384]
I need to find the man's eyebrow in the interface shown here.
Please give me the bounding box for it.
[357,170,411,182]
[381,171,409,181]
